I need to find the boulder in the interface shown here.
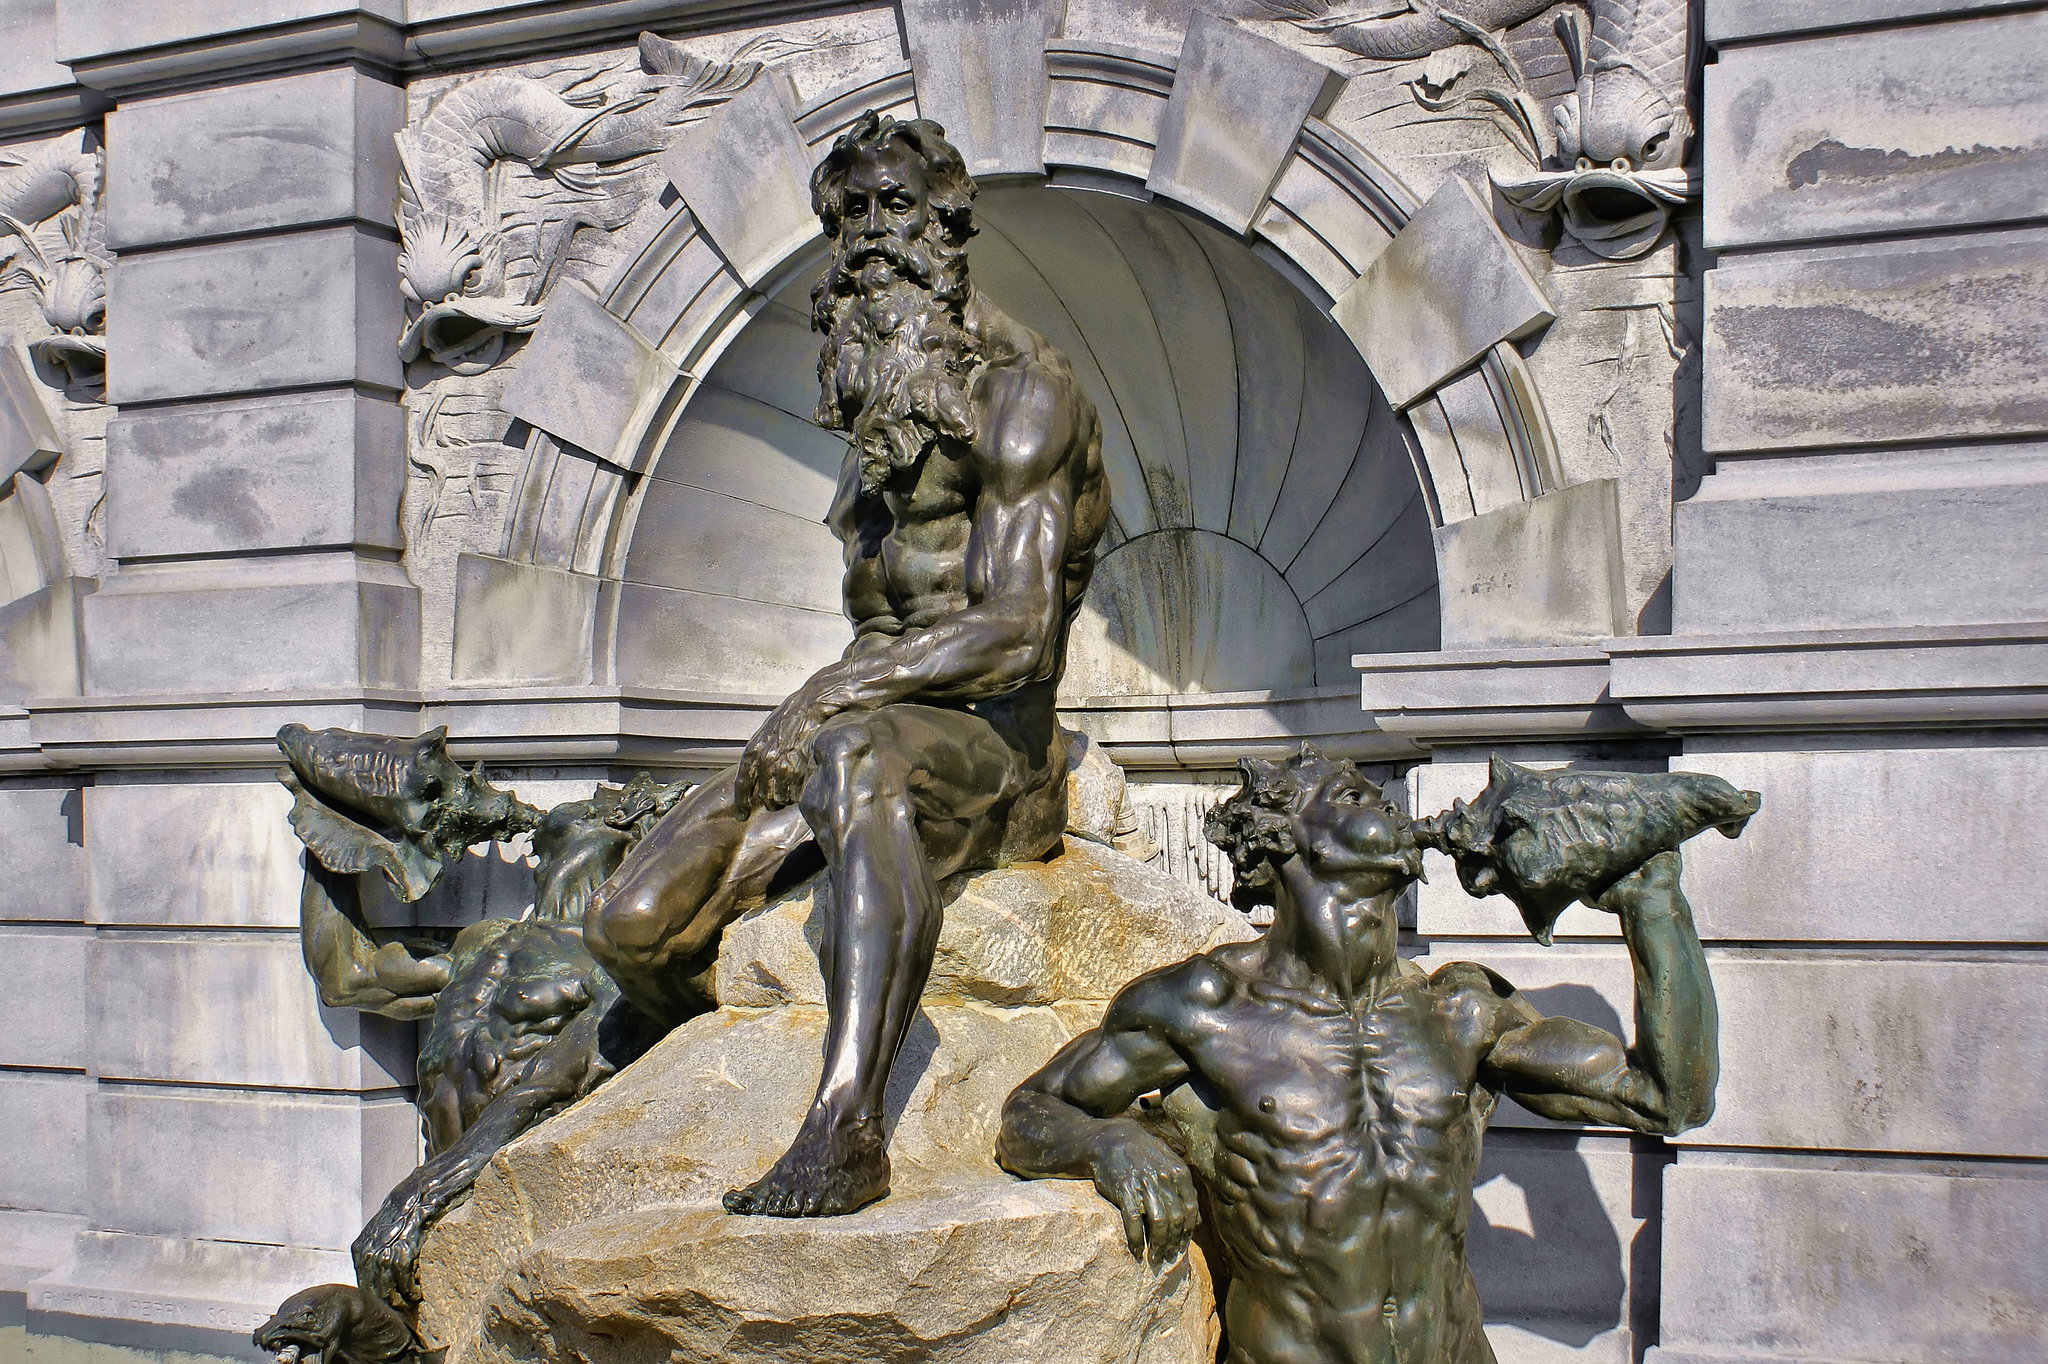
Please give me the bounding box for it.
[416,838,1255,1364]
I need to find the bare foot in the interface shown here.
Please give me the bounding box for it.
[723,1116,890,1217]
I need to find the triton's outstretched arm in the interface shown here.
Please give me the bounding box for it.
[1468,851,1720,1134]
[299,864,449,1020]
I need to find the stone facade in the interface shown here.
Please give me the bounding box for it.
[0,2,2039,1362]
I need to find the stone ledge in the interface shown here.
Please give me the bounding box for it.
[1607,623,2048,733]
[1358,646,1639,742]
[1352,625,2048,745]
[1063,684,1418,768]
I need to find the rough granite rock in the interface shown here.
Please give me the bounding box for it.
[416,837,1255,1363]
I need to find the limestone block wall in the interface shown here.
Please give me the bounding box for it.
[0,0,2038,1361]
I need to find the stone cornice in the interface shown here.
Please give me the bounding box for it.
[1358,624,2048,748]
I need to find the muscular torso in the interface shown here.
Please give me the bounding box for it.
[414,918,615,1155]
[1162,948,1498,1364]
[827,296,1109,739]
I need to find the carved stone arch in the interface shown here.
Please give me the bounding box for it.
[457,26,1616,694]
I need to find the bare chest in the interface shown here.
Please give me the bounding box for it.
[1193,988,1489,1218]
[842,445,980,630]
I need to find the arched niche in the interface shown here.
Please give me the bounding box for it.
[608,183,1436,699]
[465,44,1584,696]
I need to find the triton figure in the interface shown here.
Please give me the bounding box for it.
[999,749,1735,1364]
[583,111,1111,1218]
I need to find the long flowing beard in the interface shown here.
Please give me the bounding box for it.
[815,243,979,494]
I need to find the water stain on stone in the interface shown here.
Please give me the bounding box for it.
[1713,303,1963,390]
[170,464,273,543]
[1785,138,2032,191]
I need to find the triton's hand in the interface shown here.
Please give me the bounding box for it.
[352,1182,430,1307]
[1593,849,1685,918]
[735,686,836,814]
[1084,1123,1200,1264]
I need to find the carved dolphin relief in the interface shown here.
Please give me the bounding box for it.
[0,131,108,388]
[395,32,768,374]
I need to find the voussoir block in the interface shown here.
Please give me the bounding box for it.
[660,71,817,289]
[901,0,1066,177]
[501,283,680,472]
[107,227,404,404]
[106,390,405,558]
[1433,479,1628,649]
[1147,11,1344,235]
[106,66,404,249]
[1333,179,1555,410]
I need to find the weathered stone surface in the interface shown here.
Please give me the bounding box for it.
[418,841,1252,1362]
[0,575,88,703]
[0,342,64,484]
[106,227,404,405]
[31,1227,353,1344]
[0,1071,89,1217]
[105,67,403,249]
[1702,228,2048,452]
[1146,12,1343,235]
[81,553,418,695]
[1656,1158,2048,1363]
[718,838,1251,1008]
[1705,0,2029,42]
[91,932,415,1090]
[106,391,405,559]
[1704,11,2048,248]
[86,780,299,928]
[661,71,815,288]
[0,779,85,922]
[1433,479,1628,649]
[501,283,680,473]
[624,478,842,611]
[1671,745,2048,945]
[613,579,850,696]
[88,1086,418,1250]
[902,0,1066,177]
[450,554,605,687]
[1333,179,1554,410]
[1672,445,2048,633]
[0,925,87,1069]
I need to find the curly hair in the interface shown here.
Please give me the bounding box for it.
[810,111,976,260]
[1204,745,1373,909]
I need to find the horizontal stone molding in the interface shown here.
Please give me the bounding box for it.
[1063,685,1417,769]
[58,4,405,98]
[1357,622,2048,745]
[1705,9,2048,249]
[1606,622,2048,732]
